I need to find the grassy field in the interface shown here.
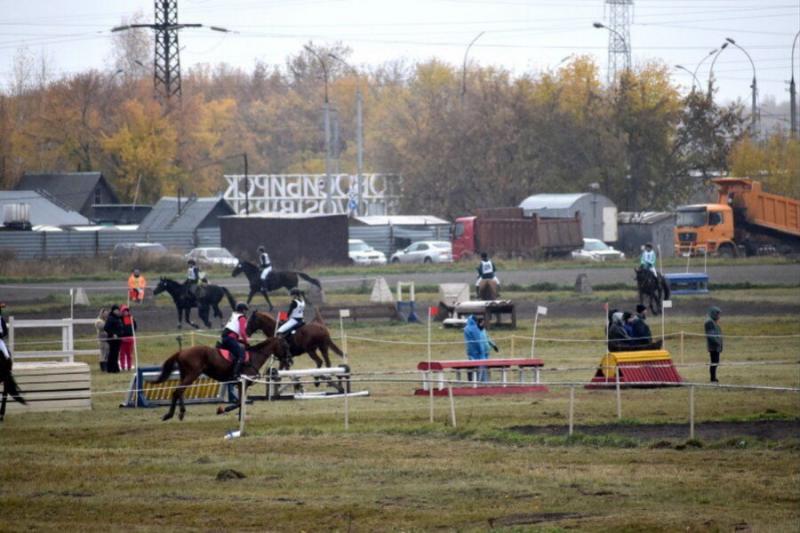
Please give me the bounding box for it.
[1,288,799,531]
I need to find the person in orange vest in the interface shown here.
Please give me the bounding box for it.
[128,268,147,303]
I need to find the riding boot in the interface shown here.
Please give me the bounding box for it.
[232,358,242,379]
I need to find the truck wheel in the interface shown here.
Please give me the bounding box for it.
[718,243,735,258]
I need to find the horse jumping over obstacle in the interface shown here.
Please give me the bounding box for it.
[232,260,322,311]
[246,310,345,390]
[153,277,237,329]
[1,355,26,421]
[154,337,287,421]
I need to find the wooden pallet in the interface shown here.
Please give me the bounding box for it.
[2,362,92,413]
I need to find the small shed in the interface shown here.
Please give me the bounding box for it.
[0,190,90,229]
[15,172,119,219]
[519,192,618,242]
[349,215,451,257]
[220,213,349,268]
[138,196,234,232]
[617,211,677,258]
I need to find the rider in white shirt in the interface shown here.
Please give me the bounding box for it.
[640,243,657,280]
[276,288,305,338]
[475,252,500,296]
[258,245,272,289]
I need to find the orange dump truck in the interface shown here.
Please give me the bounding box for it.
[674,178,800,257]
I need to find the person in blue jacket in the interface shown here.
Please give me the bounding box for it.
[463,315,485,382]
[476,317,498,382]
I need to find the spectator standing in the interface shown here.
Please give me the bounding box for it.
[463,315,486,382]
[94,307,109,372]
[476,317,498,382]
[127,268,146,304]
[104,305,124,373]
[704,306,723,383]
[119,305,138,372]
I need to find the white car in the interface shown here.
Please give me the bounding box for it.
[185,247,239,267]
[571,238,626,262]
[390,240,453,264]
[348,239,387,265]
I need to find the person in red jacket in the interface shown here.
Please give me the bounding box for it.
[221,302,249,378]
[118,305,138,371]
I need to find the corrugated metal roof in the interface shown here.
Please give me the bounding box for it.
[618,211,675,225]
[519,193,589,211]
[351,215,450,226]
[0,191,90,226]
[15,172,118,212]
[138,197,234,231]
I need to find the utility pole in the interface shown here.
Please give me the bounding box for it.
[111,1,229,105]
[601,0,633,85]
[791,30,800,138]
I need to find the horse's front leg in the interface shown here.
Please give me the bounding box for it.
[185,307,199,329]
[264,291,273,311]
[0,389,7,422]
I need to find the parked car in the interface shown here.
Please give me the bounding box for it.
[185,247,239,267]
[571,238,625,261]
[390,240,453,264]
[348,239,387,265]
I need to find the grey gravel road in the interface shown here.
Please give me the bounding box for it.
[1,264,798,301]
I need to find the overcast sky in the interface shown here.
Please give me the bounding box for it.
[1,0,798,107]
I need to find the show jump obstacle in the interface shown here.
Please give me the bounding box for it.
[3,362,92,414]
[123,366,228,408]
[587,349,683,388]
[415,358,547,396]
[7,317,99,362]
[252,364,369,401]
[441,300,516,329]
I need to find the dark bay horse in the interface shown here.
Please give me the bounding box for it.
[154,337,287,421]
[477,279,499,300]
[232,260,322,310]
[153,277,237,329]
[246,310,344,372]
[1,355,26,421]
[635,267,671,315]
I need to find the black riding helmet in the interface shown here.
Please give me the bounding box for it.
[236,302,248,313]
[290,288,302,297]
[480,252,488,260]
[258,245,265,252]
[187,258,196,265]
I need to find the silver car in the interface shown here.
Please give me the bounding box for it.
[185,247,239,267]
[571,238,626,262]
[390,241,453,264]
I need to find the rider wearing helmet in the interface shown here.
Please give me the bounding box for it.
[640,242,657,281]
[475,252,499,297]
[257,245,272,290]
[186,259,201,297]
[276,288,305,339]
[221,302,250,378]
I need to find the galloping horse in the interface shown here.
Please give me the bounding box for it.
[635,267,671,315]
[246,310,344,371]
[154,337,287,421]
[477,279,499,301]
[232,260,322,310]
[1,355,26,422]
[153,277,237,329]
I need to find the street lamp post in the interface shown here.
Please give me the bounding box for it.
[725,37,758,137]
[707,42,729,97]
[675,65,700,92]
[593,22,630,83]
[461,31,485,104]
[304,44,333,213]
[329,53,365,215]
[790,30,800,138]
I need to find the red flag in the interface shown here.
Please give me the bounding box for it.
[428,306,437,318]
[278,311,288,322]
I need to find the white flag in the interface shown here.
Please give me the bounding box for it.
[662,300,673,309]
[537,306,548,315]
[339,309,351,318]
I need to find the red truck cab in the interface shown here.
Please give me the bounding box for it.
[451,216,477,261]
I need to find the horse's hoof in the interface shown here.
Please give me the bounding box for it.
[162,413,173,421]
[216,406,225,415]
[178,411,185,421]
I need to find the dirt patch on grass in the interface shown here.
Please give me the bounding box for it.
[509,419,800,442]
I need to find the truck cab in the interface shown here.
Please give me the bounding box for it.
[674,204,735,257]
[451,216,477,261]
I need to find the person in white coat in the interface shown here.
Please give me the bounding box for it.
[276,288,305,338]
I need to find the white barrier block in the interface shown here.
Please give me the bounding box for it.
[370,277,394,303]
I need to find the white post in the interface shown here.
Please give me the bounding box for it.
[70,288,74,320]
[530,312,539,358]
[447,383,457,428]
[680,331,685,364]
[615,371,622,420]
[689,385,695,440]
[703,246,708,273]
[239,376,247,436]
[428,304,434,423]
[510,335,515,358]
[568,385,575,436]
[339,308,350,431]
[661,299,672,347]
[132,317,140,407]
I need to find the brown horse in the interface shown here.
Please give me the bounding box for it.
[246,310,344,372]
[1,355,26,422]
[154,337,287,421]
[477,279,499,300]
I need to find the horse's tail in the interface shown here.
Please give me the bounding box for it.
[327,337,345,359]
[221,287,237,310]
[154,352,180,383]
[297,272,322,289]
[4,375,26,405]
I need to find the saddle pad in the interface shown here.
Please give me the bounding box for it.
[217,348,250,364]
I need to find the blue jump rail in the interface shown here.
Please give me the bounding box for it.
[664,272,710,295]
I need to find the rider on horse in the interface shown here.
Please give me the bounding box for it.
[640,242,657,281]
[475,252,499,298]
[220,302,250,378]
[186,259,201,298]
[277,288,305,342]
[258,245,272,290]
[0,302,10,361]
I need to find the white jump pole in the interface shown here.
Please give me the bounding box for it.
[530,306,548,358]
[69,288,74,320]
[689,385,695,440]
[339,309,350,431]
[615,371,622,420]
[447,383,457,428]
[131,315,140,407]
[238,375,247,436]
[427,305,434,423]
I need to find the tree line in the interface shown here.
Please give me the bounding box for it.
[1,41,797,218]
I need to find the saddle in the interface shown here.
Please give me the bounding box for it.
[215,343,251,364]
